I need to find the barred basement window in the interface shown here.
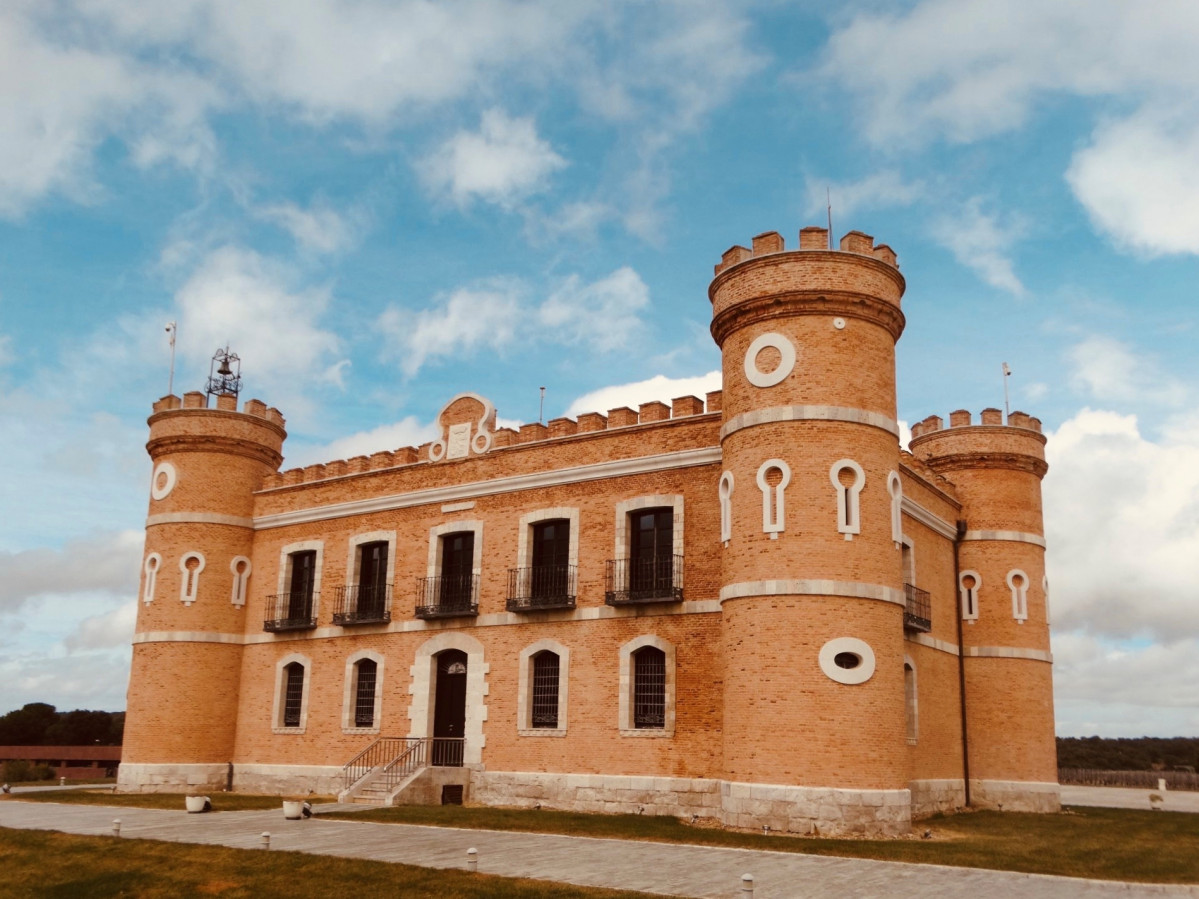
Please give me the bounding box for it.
[530,651,560,728]
[282,662,305,728]
[354,659,378,728]
[633,647,666,729]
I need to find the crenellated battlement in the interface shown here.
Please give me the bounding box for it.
[152,391,285,428]
[258,389,724,490]
[910,408,1042,440]
[909,407,1047,481]
[713,227,899,277]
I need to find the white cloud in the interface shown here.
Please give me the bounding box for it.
[173,246,345,410]
[421,109,567,209]
[565,370,721,418]
[1043,408,1199,644]
[1067,108,1199,257]
[805,171,924,220]
[287,416,440,468]
[930,198,1025,294]
[1067,336,1187,407]
[65,601,137,652]
[538,268,649,352]
[0,531,143,614]
[254,200,361,255]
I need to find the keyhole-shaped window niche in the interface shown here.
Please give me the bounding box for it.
[179,551,206,606]
[1042,574,1051,626]
[718,471,734,545]
[829,459,865,539]
[755,459,791,539]
[143,553,161,605]
[230,556,252,607]
[959,570,981,622]
[1007,569,1029,623]
[887,471,903,546]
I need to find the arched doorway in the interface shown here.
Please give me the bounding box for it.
[433,649,467,766]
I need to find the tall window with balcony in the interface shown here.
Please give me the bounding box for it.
[509,519,576,611]
[607,508,681,604]
[337,541,391,625]
[267,550,317,631]
[418,531,478,618]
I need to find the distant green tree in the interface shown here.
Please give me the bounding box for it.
[0,703,58,745]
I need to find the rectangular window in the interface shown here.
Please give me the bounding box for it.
[439,531,475,609]
[630,508,673,599]
[282,663,305,728]
[288,550,316,620]
[354,659,377,728]
[530,651,560,728]
[530,520,570,600]
[357,541,389,617]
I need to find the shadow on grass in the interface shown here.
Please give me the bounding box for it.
[323,804,1199,884]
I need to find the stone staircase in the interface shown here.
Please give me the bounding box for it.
[338,736,468,807]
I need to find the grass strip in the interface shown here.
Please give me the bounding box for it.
[0,827,650,898]
[323,804,1199,884]
[6,790,331,812]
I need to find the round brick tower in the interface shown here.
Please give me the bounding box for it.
[710,227,910,836]
[909,409,1059,812]
[119,390,285,792]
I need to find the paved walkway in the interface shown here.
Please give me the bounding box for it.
[1062,784,1199,813]
[1,798,1196,898]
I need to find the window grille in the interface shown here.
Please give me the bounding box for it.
[283,662,304,728]
[633,647,666,728]
[354,659,377,727]
[531,651,559,728]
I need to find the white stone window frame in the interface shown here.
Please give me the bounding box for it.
[718,471,734,545]
[345,530,397,600]
[142,552,162,605]
[959,570,981,623]
[904,655,918,745]
[901,536,916,586]
[150,461,177,501]
[517,639,570,738]
[516,508,579,570]
[744,331,796,388]
[887,471,903,546]
[342,648,385,735]
[272,652,312,735]
[407,632,489,764]
[829,458,865,540]
[618,634,676,738]
[178,551,206,606]
[1007,569,1030,623]
[755,459,791,540]
[1042,574,1051,626]
[818,636,876,685]
[613,495,685,592]
[426,520,484,578]
[229,556,252,607]
[276,540,325,619]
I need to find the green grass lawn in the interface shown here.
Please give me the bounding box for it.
[324,804,1199,884]
[6,790,333,811]
[0,828,650,898]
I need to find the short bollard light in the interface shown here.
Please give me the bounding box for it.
[740,873,754,897]
[112,819,121,837]
[60,777,66,786]
[466,848,478,873]
[260,831,271,850]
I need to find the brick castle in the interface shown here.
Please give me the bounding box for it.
[119,226,1059,836]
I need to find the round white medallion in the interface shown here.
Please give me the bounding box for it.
[833,317,846,330]
[818,637,876,685]
[744,332,796,388]
[151,462,177,501]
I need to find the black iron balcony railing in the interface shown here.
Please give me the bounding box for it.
[415,574,479,619]
[506,564,577,612]
[264,591,318,632]
[333,584,392,626]
[904,583,931,633]
[604,554,684,605]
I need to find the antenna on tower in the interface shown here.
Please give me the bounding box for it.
[539,386,546,425]
[827,187,833,249]
[1002,362,1012,421]
[165,321,178,396]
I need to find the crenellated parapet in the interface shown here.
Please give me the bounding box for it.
[909,408,1047,480]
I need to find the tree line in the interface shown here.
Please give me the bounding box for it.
[1058,736,1199,771]
[0,703,124,746]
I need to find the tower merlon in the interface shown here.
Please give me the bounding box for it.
[909,408,1047,480]
[713,227,901,278]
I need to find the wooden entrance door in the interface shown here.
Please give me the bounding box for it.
[433,650,467,766]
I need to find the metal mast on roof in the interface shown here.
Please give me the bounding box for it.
[206,345,242,402]
[1002,362,1012,420]
[165,321,178,396]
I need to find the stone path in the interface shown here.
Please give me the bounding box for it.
[1061,785,1199,814]
[1,798,1196,898]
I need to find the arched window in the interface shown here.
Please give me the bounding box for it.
[179,551,205,605]
[530,651,560,729]
[887,471,903,546]
[1007,569,1029,623]
[755,459,791,539]
[282,662,305,728]
[718,471,734,544]
[142,553,161,605]
[273,653,311,734]
[229,556,251,607]
[353,659,378,727]
[904,659,918,744]
[632,646,666,729]
[829,459,865,539]
[959,570,981,622]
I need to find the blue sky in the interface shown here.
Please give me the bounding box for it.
[1,0,1196,737]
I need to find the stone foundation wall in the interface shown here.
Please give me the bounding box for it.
[473,770,911,836]
[909,778,966,817]
[232,764,344,796]
[970,779,1060,812]
[117,762,230,793]
[397,766,473,805]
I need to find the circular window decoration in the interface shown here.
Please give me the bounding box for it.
[743,332,796,388]
[150,462,177,501]
[818,637,876,685]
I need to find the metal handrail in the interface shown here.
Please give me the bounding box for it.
[378,738,429,790]
[334,583,392,625]
[604,554,684,605]
[342,736,419,792]
[904,583,932,632]
[415,574,479,619]
[264,591,318,631]
[506,564,577,611]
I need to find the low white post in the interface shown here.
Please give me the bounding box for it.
[466,848,478,872]
[1159,778,1168,793]
[260,831,271,850]
[741,873,754,897]
[60,777,66,786]
[111,819,121,837]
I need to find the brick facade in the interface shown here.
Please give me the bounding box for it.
[119,226,1059,835]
